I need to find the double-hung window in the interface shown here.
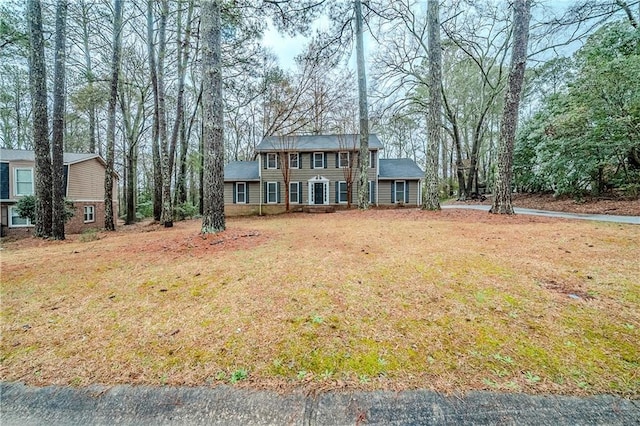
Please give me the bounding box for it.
[236,182,247,203]
[267,153,278,169]
[289,153,299,169]
[267,182,278,203]
[338,181,348,203]
[15,168,34,196]
[313,152,324,168]
[84,205,95,223]
[9,206,30,227]
[290,182,299,204]
[338,152,350,168]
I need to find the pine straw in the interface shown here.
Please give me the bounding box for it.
[1,210,638,397]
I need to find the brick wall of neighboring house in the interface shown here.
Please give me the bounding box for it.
[66,201,111,234]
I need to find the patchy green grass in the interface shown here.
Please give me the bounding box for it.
[1,209,638,396]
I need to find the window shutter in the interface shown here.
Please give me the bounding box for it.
[277,182,281,203]
[263,182,267,203]
[246,184,250,203]
[371,151,376,168]
[298,182,303,204]
[233,183,237,203]
[335,181,339,203]
[263,154,267,169]
[310,153,314,169]
[277,154,280,169]
[63,165,69,196]
[324,153,328,169]
[405,181,410,203]
[391,182,395,204]
[0,163,9,200]
[298,153,303,169]
[335,153,339,168]
[371,181,376,204]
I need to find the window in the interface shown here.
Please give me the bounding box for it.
[313,152,324,168]
[236,182,246,204]
[338,181,348,203]
[290,182,299,204]
[395,180,405,203]
[267,182,278,203]
[338,152,350,168]
[267,153,278,169]
[15,168,33,196]
[9,206,30,227]
[289,152,299,169]
[84,205,95,223]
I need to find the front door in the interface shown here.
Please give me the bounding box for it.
[314,182,324,205]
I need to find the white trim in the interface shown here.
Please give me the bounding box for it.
[266,153,278,169]
[14,167,34,196]
[289,181,300,204]
[307,175,329,205]
[313,152,324,169]
[236,182,247,204]
[289,152,299,169]
[266,181,278,204]
[83,205,95,223]
[338,181,348,204]
[8,206,31,227]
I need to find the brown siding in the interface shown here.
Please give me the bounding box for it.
[8,161,35,199]
[67,158,108,200]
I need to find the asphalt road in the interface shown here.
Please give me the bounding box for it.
[441,204,640,224]
[1,382,638,425]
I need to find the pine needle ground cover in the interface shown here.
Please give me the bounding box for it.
[1,210,638,396]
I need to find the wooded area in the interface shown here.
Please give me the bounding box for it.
[1,0,638,234]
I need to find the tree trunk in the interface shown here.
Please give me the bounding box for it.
[201,0,225,234]
[158,0,173,227]
[354,0,370,209]
[147,0,162,222]
[490,0,531,215]
[27,0,52,238]
[104,0,123,231]
[80,0,97,154]
[52,0,67,240]
[422,0,441,210]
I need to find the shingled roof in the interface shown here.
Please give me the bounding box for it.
[379,158,424,180]
[0,149,100,165]
[256,134,384,152]
[224,161,259,181]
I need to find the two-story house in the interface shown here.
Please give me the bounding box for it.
[0,149,118,237]
[224,134,424,215]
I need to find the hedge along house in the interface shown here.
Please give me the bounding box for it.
[223,134,424,215]
[0,149,119,238]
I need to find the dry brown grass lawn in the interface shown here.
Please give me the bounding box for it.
[1,209,639,396]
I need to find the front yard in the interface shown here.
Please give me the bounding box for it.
[1,209,638,396]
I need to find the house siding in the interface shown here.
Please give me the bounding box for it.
[260,151,377,205]
[378,180,422,205]
[0,153,119,237]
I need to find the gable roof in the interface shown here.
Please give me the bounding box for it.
[224,161,259,181]
[256,134,384,152]
[0,149,101,165]
[379,158,424,180]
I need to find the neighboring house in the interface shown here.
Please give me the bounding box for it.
[223,134,424,215]
[0,149,119,237]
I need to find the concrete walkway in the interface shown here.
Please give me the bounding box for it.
[1,382,638,425]
[441,204,640,225]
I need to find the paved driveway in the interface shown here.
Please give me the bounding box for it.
[442,204,640,225]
